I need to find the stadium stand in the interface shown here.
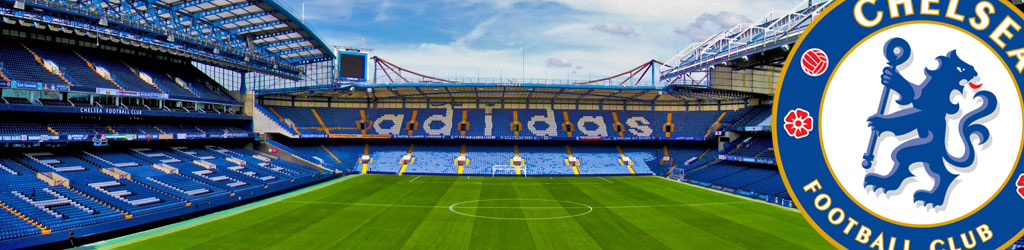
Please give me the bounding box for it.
[0,43,67,87]
[296,140,662,176]
[0,41,237,105]
[0,0,338,247]
[264,105,746,140]
[725,106,772,130]
[726,137,773,159]
[0,143,328,244]
[27,45,121,90]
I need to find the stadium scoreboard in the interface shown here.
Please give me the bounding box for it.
[337,49,368,82]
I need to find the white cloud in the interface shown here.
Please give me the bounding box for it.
[454,15,502,46]
[591,24,636,36]
[374,0,393,22]
[446,0,797,21]
[287,0,358,21]
[674,11,752,40]
[546,58,573,68]
[307,0,807,82]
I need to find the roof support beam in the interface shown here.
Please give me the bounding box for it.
[211,12,271,26]
[257,37,306,48]
[233,21,287,34]
[171,0,216,12]
[187,2,253,18]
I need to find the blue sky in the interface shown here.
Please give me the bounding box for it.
[280,0,804,80]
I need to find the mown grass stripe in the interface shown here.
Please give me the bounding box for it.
[91,175,360,249]
[107,175,832,250]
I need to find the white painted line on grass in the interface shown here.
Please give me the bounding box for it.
[649,176,799,213]
[409,175,422,183]
[280,199,757,210]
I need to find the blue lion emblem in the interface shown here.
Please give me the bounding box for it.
[862,38,998,207]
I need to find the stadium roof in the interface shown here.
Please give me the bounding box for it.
[661,0,831,79]
[153,0,333,63]
[256,83,769,104]
[7,0,333,79]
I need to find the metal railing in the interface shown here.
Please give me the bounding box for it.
[661,0,832,79]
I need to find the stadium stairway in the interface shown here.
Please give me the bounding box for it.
[563,145,581,175]
[29,46,120,90]
[512,145,522,175]
[361,144,371,174]
[620,146,658,175]
[456,144,467,175]
[116,60,167,94]
[367,144,407,174]
[397,145,415,175]
[69,51,125,91]
[615,146,637,175]
[0,199,47,239]
[0,64,10,82]
[571,145,625,175]
[403,144,459,175]
[0,43,71,86]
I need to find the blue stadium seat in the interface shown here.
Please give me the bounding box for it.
[0,42,66,87]
[266,105,746,140]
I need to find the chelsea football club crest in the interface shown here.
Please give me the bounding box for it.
[774,0,1024,249]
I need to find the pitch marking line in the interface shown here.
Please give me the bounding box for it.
[280,200,755,210]
[650,176,800,213]
[406,181,612,185]
[448,199,594,220]
[406,177,614,185]
[89,175,362,249]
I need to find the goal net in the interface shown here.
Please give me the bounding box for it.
[491,165,526,177]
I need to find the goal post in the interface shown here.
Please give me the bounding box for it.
[491,165,526,177]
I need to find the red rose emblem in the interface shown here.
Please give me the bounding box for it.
[784,108,813,139]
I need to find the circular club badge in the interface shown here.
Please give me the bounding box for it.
[775,0,1024,249]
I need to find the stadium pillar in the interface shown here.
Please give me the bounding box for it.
[239,71,247,93]
[650,60,657,87]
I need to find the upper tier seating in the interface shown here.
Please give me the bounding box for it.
[29,46,119,90]
[0,121,249,139]
[0,42,236,104]
[267,106,750,140]
[78,52,163,94]
[727,106,772,130]
[728,137,773,159]
[0,43,66,86]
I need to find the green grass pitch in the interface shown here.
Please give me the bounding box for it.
[100,175,832,249]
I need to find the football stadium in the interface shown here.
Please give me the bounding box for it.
[0,0,1020,249]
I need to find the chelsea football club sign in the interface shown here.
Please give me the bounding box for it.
[774,0,1024,249]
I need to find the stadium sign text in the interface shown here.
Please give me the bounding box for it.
[79,107,144,116]
[775,0,1024,249]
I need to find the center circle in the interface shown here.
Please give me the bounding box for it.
[448,199,593,220]
[820,22,1023,226]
